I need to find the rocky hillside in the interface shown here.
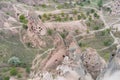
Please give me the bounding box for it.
[0,0,120,80]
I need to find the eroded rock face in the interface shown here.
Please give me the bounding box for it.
[97,48,120,80]
[29,33,94,80]
[81,48,106,79]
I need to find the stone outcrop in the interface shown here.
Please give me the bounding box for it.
[97,47,120,80]
[81,48,106,79]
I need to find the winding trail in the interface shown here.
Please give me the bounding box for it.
[75,6,120,51]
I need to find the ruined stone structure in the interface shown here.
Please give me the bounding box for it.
[27,12,47,36]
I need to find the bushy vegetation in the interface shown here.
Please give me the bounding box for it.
[94,26,99,30]
[22,24,28,30]
[78,42,85,47]
[86,19,104,30]
[60,33,65,39]
[4,76,9,80]
[104,39,112,46]
[8,56,21,67]
[79,29,114,50]
[73,9,78,15]
[91,9,95,13]
[26,66,30,74]
[41,4,47,8]
[47,29,53,35]
[39,9,91,22]
[19,14,28,24]
[10,68,18,76]
[97,0,103,7]
[17,74,22,78]
[26,42,33,47]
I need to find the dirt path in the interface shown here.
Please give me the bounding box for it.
[77,6,120,51]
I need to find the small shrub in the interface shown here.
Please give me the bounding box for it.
[57,5,63,9]
[43,13,47,18]
[63,17,68,21]
[60,33,65,39]
[87,29,90,33]
[80,3,84,6]
[10,68,18,76]
[41,4,47,8]
[55,16,61,22]
[47,29,53,35]
[104,40,112,46]
[17,74,22,78]
[22,24,28,30]
[38,15,42,19]
[81,13,86,19]
[6,12,10,15]
[26,67,30,74]
[77,15,81,20]
[19,14,28,24]
[75,30,79,33]
[4,76,9,80]
[97,0,103,7]
[70,17,73,21]
[20,63,27,68]
[88,16,92,21]
[8,56,21,67]
[86,11,90,15]
[26,42,32,47]
[94,26,99,30]
[61,12,65,17]
[91,9,95,13]
[73,10,78,15]
[79,42,82,47]
[101,31,106,36]
[94,13,99,18]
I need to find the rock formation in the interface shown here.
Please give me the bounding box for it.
[81,48,106,79]
[97,47,120,80]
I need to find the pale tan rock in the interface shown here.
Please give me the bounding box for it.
[81,48,106,79]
